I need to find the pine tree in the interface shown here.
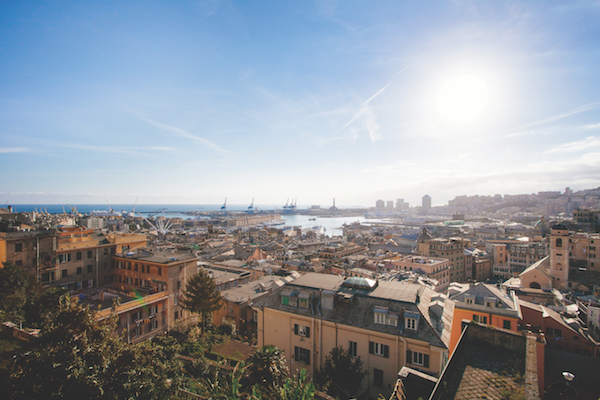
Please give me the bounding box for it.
[179,268,223,335]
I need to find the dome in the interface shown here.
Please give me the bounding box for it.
[417,228,432,242]
[551,223,568,231]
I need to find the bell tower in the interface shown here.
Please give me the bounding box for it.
[549,223,569,289]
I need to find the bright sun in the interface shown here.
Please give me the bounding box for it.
[436,74,489,124]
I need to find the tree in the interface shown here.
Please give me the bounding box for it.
[8,295,184,400]
[179,269,223,335]
[278,369,315,400]
[314,346,367,399]
[246,345,289,390]
[0,261,38,324]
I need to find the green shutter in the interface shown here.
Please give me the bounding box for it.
[406,349,412,364]
[294,324,298,335]
[383,345,389,358]
[369,341,374,354]
[424,354,430,368]
[306,326,310,338]
[282,296,289,305]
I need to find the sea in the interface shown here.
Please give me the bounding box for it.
[8,204,377,237]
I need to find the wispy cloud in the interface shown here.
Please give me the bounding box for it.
[509,102,600,135]
[584,123,600,130]
[46,142,178,155]
[0,147,29,153]
[337,66,409,142]
[544,136,600,154]
[138,116,232,156]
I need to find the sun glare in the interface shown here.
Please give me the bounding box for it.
[436,74,489,124]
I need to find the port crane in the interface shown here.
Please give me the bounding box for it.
[221,197,227,213]
[248,198,255,213]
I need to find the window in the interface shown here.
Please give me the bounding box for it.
[76,252,82,260]
[87,265,92,273]
[134,263,138,271]
[131,311,141,323]
[369,342,389,358]
[406,350,430,368]
[15,243,23,252]
[127,262,131,270]
[151,320,158,330]
[158,267,162,276]
[546,327,562,336]
[503,320,511,330]
[104,248,108,255]
[141,265,145,273]
[177,280,181,290]
[59,254,71,263]
[374,312,386,325]
[61,269,68,278]
[294,324,310,338]
[466,298,474,304]
[299,297,309,309]
[174,311,179,320]
[295,346,310,365]
[149,305,158,315]
[15,260,22,266]
[76,267,82,275]
[87,250,93,259]
[373,369,384,388]
[405,317,417,330]
[349,341,357,358]
[473,314,487,324]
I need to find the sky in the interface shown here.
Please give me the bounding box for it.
[1,0,600,208]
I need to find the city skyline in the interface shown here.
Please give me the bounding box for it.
[2,1,600,207]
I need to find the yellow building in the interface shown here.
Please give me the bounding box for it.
[417,233,466,283]
[112,249,198,329]
[252,273,451,398]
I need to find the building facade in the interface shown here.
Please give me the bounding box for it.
[252,273,450,398]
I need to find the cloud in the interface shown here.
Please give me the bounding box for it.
[138,116,232,156]
[0,147,29,153]
[584,123,600,130]
[47,142,178,155]
[336,66,409,143]
[544,136,600,154]
[510,102,600,134]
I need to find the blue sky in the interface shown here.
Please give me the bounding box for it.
[1,1,600,207]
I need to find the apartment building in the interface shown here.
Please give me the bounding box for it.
[507,241,548,275]
[53,227,147,290]
[418,235,466,283]
[448,282,521,354]
[485,241,510,278]
[387,255,450,293]
[112,248,198,328]
[252,273,451,398]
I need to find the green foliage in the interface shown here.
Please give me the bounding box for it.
[219,318,237,336]
[0,261,38,324]
[246,345,289,390]
[278,369,315,400]
[179,269,223,335]
[314,346,367,398]
[7,295,184,400]
[202,361,247,400]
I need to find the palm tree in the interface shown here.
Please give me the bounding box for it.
[246,345,289,389]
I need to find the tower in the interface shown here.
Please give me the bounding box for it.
[549,223,569,289]
[422,194,431,214]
